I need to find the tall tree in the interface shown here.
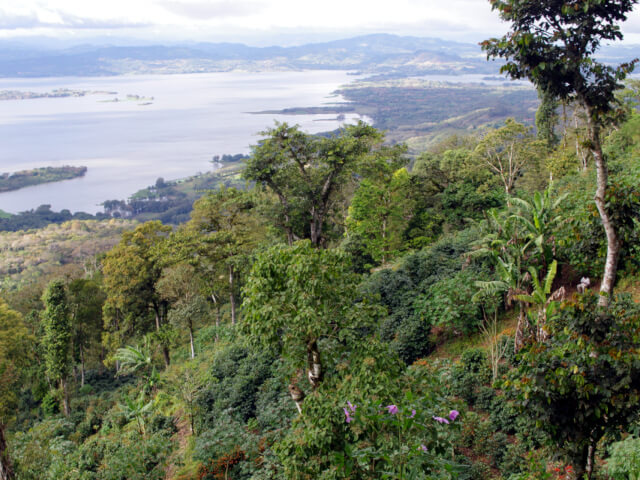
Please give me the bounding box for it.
[102,221,172,367]
[481,0,638,305]
[242,241,379,413]
[188,187,265,325]
[244,122,390,248]
[474,118,546,199]
[535,86,560,148]
[0,300,32,480]
[345,167,412,265]
[41,281,72,417]
[157,263,206,358]
[68,278,105,386]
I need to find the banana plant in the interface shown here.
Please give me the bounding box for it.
[515,260,565,342]
[510,182,567,269]
[115,337,160,394]
[119,391,154,436]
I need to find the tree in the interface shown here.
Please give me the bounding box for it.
[102,221,172,367]
[67,278,105,386]
[242,241,379,413]
[474,118,546,199]
[345,167,412,265]
[244,122,390,247]
[41,281,72,417]
[504,294,640,479]
[536,86,560,148]
[188,187,265,325]
[482,0,638,305]
[0,300,32,480]
[157,263,207,358]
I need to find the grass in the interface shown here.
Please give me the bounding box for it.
[429,308,519,361]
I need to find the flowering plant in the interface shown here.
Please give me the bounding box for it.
[334,391,463,479]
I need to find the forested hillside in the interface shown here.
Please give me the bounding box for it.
[2,3,640,480]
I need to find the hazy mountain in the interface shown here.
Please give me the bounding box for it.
[0,34,494,77]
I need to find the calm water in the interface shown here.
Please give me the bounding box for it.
[0,71,368,214]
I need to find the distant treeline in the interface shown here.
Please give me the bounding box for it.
[0,166,87,193]
[211,153,248,163]
[0,204,110,231]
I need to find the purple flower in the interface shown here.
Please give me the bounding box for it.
[409,409,416,419]
[343,407,353,423]
[347,401,357,414]
[418,444,428,453]
[386,405,399,415]
[433,416,450,424]
[449,410,459,422]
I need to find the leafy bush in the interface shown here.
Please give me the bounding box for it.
[450,349,491,405]
[197,344,276,427]
[415,270,485,337]
[504,293,640,476]
[606,436,640,480]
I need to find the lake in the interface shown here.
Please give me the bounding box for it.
[0,71,368,214]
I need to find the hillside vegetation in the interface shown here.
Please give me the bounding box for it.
[2,8,640,480]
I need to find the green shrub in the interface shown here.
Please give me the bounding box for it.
[450,349,491,405]
[467,461,492,480]
[606,437,640,480]
[498,442,528,478]
[41,391,59,416]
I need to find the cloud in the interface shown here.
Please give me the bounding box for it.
[0,11,42,30]
[0,8,149,30]
[159,0,264,20]
[54,12,150,30]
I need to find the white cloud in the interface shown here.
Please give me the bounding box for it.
[0,0,637,45]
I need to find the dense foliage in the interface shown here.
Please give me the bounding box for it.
[2,16,640,479]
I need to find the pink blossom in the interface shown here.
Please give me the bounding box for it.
[409,409,416,418]
[344,407,353,423]
[347,401,357,413]
[433,416,450,424]
[386,405,399,415]
[449,410,459,421]
[418,444,428,453]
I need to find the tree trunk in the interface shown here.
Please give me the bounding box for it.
[61,378,70,417]
[154,306,170,367]
[0,423,13,480]
[287,383,305,415]
[514,303,526,353]
[189,324,195,360]
[382,217,388,264]
[162,346,171,368]
[229,265,236,325]
[586,442,596,480]
[306,340,323,389]
[587,114,620,307]
[80,346,85,387]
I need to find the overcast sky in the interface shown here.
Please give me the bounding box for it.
[1,0,640,46]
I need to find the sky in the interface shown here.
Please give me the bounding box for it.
[1,0,640,47]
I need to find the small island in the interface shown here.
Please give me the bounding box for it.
[0,166,88,193]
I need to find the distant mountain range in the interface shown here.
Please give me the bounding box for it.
[0,34,636,78]
[0,34,493,77]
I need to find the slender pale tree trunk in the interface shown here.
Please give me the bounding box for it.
[587,113,620,307]
[80,346,85,387]
[0,423,13,480]
[61,378,70,417]
[586,443,596,480]
[306,340,323,389]
[189,324,195,359]
[229,265,236,325]
[154,306,170,367]
[287,382,305,415]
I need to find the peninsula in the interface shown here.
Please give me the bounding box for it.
[0,166,87,193]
